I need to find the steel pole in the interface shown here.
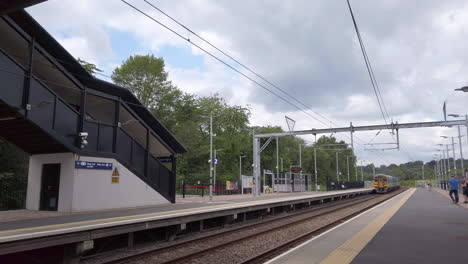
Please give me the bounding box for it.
[314,148,318,191]
[442,148,447,180]
[209,113,213,201]
[299,144,302,188]
[451,137,457,171]
[347,156,350,181]
[355,157,358,181]
[422,164,425,180]
[446,144,451,176]
[360,161,364,181]
[214,149,217,195]
[465,114,468,177]
[336,152,339,181]
[372,164,375,176]
[276,136,279,192]
[253,133,259,196]
[239,156,243,195]
[458,126,465,178]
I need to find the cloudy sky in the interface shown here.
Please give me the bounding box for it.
[27,0,468,166]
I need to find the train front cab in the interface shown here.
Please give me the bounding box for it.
[374,175,389,193]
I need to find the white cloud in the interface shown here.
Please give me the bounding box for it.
[25,0,468,166]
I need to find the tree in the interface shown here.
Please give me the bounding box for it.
[77,58,103,76]
[111,55,171,108]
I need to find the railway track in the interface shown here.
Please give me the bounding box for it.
[241,187,407,264]
[94,191,395,264]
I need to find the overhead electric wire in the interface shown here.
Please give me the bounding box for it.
[0,0,394,165]
[346,0,414,161]
[125,0,395,165]
[143,0,336,129]
[346,0,388,126]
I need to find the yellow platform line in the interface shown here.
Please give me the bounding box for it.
[319,188,416,264]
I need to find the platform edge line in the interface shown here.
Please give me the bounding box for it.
[319,188,416,264]
[264,188,414,264]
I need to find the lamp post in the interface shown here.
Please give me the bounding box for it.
[336,152,339,181]
[214,149,223,196]
[354,156,358,181]
[437,144,450,178]
[440,149,447,181]
[299,143,303,187]
[346,156,350,181]
[276,136,279,192]
[239,155,246,194]
[314,147,318,191]
[360,160,364,181]
[433,153,441,186]
[446,144,451,176]
[451,90,468,176]
[448,114,465,177]
[201,112,223,201]
[422,164,425,180]
[441,136,457,173]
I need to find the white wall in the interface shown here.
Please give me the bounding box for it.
[26,153,170,212]
[71,155,169,212]
[26,153,75,211]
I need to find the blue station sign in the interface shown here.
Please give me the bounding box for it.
[75,161,113,170]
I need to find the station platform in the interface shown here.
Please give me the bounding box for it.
[267,188,467,264]
[0,188,373,255]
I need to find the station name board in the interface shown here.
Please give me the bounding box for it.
[75,161,113,170]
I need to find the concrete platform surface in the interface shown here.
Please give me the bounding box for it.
[0,188,372,243]
[267,188,468,264]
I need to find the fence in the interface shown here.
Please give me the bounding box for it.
[326,181,364,191]
[177,180,242,198]
[0,179,26,211]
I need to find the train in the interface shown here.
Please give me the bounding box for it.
[373,174,400,193]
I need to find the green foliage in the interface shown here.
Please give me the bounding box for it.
[0,140,29,210]
[112,55,172,108]
[400,179,416,187]
[108,54,364,185]
[77,58,103,76]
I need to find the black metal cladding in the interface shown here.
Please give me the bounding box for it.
[54,99,79,145]
[28,79,55,130]
[98,123,114,152]
[117,129,133,162]
[0,51,24,107]
[0,13,184,203]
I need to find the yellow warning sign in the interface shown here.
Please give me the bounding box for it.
[111,177,119,183]
[112,168,120,176]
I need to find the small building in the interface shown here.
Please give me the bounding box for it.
[0,7,186,212]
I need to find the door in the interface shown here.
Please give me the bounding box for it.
[40,164,61,211]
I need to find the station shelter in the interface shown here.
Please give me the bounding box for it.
[0,7,186,212]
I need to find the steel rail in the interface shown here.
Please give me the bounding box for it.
[102,194,376,264]
[239,188,407,264]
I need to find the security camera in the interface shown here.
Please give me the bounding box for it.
[79,132,88,137]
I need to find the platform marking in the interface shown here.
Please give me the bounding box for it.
[0,189,372,243]
[319,188,416,264]
[264,189,413,264]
